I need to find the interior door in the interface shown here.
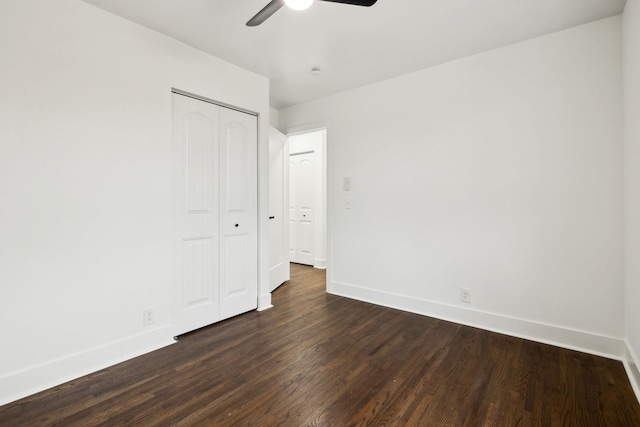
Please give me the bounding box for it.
[172,93,258,335]
[218,107,258,320]
[172,93,221,336]
[268,128,290,291]
[289,151,315,266]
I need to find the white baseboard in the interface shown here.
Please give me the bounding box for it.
[331,281,624,360]
[314,258,327,269]
[258,293,273,311]
[624,341,640,404]
[0,326,175,406]
[3,285,632,408]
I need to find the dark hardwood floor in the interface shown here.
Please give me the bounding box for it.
[2,264,640,426]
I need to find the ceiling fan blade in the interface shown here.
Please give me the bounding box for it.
[318,0,377,6]
[246,0,285,26]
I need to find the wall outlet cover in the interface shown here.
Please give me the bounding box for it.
[143,307,156,326]
[460,288,471,303]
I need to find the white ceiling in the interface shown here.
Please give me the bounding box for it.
[81,0,626,109]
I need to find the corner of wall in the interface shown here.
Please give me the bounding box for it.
[624,341,640,404]
[269,108,281,131]
[624,0,640,406]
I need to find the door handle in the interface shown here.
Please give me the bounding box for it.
[235,224,239,228]
[269,216,275,219]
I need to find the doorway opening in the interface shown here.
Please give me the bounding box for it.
[288,129,327,270]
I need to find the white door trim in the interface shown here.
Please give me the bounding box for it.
[286,122,331,290]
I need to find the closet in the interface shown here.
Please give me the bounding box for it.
[171,92,257,337]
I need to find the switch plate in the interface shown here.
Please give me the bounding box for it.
[343,177,351,191]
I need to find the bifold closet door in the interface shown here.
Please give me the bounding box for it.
[172,93,257,336]
[218,106,258,320]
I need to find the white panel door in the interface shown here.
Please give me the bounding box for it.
[268,128,290,291]
[172,93,221,336]
[289,152,314,265]
[219,107,258,320]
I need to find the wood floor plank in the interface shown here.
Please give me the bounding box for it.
[1,263,639,426]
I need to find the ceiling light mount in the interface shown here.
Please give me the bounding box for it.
[246,0,377,27]
[284,0,314,11]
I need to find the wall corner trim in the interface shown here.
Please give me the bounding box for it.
[624,341,640,404]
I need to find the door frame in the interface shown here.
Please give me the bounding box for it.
[285,122,330,292]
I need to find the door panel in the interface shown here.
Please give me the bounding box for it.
[172,93,220,336]
[222,235,249,294]
[224,125,249,212]
[183,238,214,305]
[219,107,258,320]
[289,152,315,265]
[185,115,215,212]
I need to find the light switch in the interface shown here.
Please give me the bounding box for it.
[343,177,351,191]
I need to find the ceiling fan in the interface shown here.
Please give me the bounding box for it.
[247,0,378,27]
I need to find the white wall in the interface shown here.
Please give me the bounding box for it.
[289,130,327,268]
[0,0,270,405]
[624,0,640,398]
[281,17,624,357]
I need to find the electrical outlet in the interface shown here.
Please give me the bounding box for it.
[460,288,471,303]
[143,307,155,326]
